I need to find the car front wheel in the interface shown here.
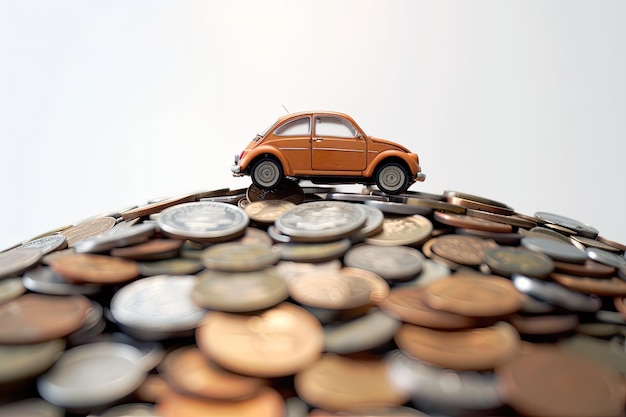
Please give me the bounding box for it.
[251,157,283,189]
[375,162,410,194]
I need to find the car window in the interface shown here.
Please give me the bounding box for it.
[274,117,311,136]
[315,116,357,138]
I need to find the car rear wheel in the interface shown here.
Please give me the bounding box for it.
[375,162,410,194]
[251,157,283,189]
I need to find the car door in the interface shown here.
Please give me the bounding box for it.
[311,115,367,173]
[269,116,312,173]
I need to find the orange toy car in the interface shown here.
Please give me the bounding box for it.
[231,111,426,194]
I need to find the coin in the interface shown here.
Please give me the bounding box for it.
[425,273,523,317]
[586,247,626,269]
[156,386,285,417]
[0,398,64,417]
[120,194,196,221]
[246,180,305,204]
[512,274,602,312]
[138,258,203,276]
[521,236,587,264]
[430,234,500,267]
[395,322,520,371]
[466,208,537,229]
[196,303,324,378]
[340,267,390,303]
[363,199,433,216]
[0,294,91,344]
[279,239,351,263]
[287,269,371,310]
[158,346,265,401]
[379,286,480,330]
[455,227,523,245]
[534,211,599,239]
[244,199,296,223]
[110,238,183,260]
[553,259,615,277]
[364,214,432,246]
[344,244,424,282]
[0,277,25,304]
[61,217,116,247]
[0,247,42,279]
[496,347,625,417]
[21,234,67,255]
[0,339,66,384]
[354,203,385,238]
[294,353,408,412]
[49,253,139,284]
[433,211,513,233]
[37,342,150,409]
[22,266,101,295]
[323,309,400,354]
[192,269,288,312]
[73,222,156,253]
[483,246,554,278]
[157,201,249,242]
[274,201,367,242]
[111,275,205,334]
[200,242,280,272]
[551,272,626,296]
[510,313,580,335]
[397,195,467,214]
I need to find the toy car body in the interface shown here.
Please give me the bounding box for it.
[231,111,425,194]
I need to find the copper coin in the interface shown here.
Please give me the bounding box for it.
[60,217,116,247]
[196,303,324,378]
[444,190,512,210]
[244,200,297,223]
[497,347,625,417]
[294,354,408,412]
[339,267,390,304]
[364,214,433,246]
[433,211,513,233]
[425,273,523,317]
[615,296,626,316]
[395,322,520,371]
[159,346,265,401]
[156,386,284,417]
[465,208,536,229]
[483,247,554,278]
[246,180,305,204]
[455,227,523,246]
[399,196,467,214]
[597,235,626,253]
[510,314,579,335]
[0,294,90,344]
[551,272,626,296]
[110,239,183,260]
[446,195,515,216]
[379,286,480,329]
[421,238,464,269]
[120,194,196,221]
[0,247,42,279]
[138,258,203,276]
[572,235,622,253]
[553,259,615,278]
[49,253,139,284]
[287,270,371,310]
[430,234,499,267]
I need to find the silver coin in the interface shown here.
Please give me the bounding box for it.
[68,302,106,346]
[394,259,451,288]
[586,247,626,269]
[138,258,203,276]
[344,244,424,281]
[512,274,601,312]
[324,309,400,354]
[74,223,156,253]
[157,201,249,241]
[0,247,42,279]
[37,342,149,409]
[0,398,64,417]
[274,201,368,242]
[86,332,165,372]
[111,275,205,333]
[279,239,351,263]
[355,203,385,239]
[0,339,66,384]
[21,234,67,255]
[325,192,389,203]
[364,199,433,216]
[521,236,587,264]
[23,266,102,295]
[386,349,504,412]
[193,269,289,312]
[88,403,158,417]
[200,242,281,272]
[534,211,599,239]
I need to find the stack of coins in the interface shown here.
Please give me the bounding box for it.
[1,182,626,417]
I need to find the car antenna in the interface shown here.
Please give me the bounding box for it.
[281,104,290,114]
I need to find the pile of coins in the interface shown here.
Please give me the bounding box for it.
[1,181,626,417]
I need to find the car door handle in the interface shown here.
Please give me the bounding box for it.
[312,137,323,142]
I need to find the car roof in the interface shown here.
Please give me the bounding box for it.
[274,110,354,125]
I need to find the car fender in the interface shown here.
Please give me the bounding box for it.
[363,151,419,178]
[239,146,293,175]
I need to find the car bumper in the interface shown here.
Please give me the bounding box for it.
[416,172,426,182]
[231,164,244,176]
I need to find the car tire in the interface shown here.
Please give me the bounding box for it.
[375,162,410,194]
[251,157,283,189]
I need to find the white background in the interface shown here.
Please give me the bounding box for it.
[1,1,625,251]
